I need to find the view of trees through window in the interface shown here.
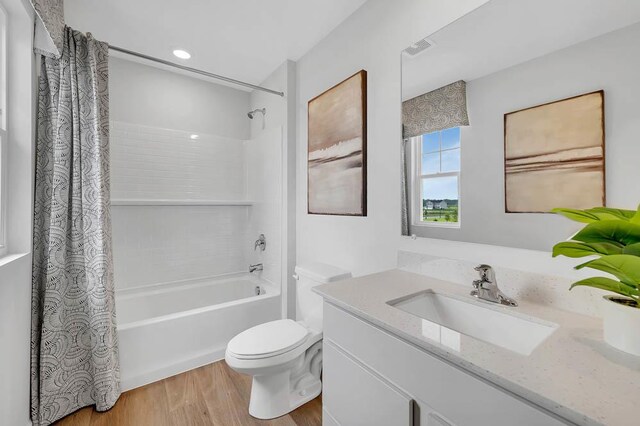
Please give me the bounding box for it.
[419,127,460,224]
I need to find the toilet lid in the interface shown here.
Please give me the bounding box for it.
[227,319,309,358]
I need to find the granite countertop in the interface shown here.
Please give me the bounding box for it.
[313,269,640,426]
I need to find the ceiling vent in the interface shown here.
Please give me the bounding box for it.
[403,38,435,57]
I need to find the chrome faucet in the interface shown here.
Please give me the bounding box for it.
[254,234,266,252]
[471,264,517,307]
[249,263,263,273]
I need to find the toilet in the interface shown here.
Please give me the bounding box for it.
[225,262,351,419]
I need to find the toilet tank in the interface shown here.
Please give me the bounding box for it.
[294,263,351,333]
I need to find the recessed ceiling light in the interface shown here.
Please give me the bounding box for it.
[173,49,191,60]
[190,134,199,140]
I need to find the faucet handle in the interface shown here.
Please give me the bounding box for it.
[474,264,494,281]
[254,234,266,251]
[471,264,517,306]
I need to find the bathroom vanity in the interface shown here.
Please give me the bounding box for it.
[314,270,640,426]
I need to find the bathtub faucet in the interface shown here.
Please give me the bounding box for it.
[249,263,263,273]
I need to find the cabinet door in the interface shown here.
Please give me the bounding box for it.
[323,409,341,426]
[426,412,455,426]
[323,341,413,426]
[324,302,571,426]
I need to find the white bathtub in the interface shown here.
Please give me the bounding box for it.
[116,273,280,391]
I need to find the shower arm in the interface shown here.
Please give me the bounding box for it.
[248,108,266,119]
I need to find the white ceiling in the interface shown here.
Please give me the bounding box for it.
[402,0,640,100]
[64,0,367,86]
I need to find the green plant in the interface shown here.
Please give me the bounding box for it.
[552,206,640,307]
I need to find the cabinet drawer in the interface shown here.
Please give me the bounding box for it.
[323,341,413,426]
[324,302,570,426]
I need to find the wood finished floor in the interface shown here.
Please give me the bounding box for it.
[54,360,322,426]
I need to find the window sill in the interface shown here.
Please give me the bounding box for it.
[0,252,30,268]
[412,222,461,229]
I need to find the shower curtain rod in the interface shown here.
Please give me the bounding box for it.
[109,45,285,97]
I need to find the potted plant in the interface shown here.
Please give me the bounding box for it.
[552,206,640,355]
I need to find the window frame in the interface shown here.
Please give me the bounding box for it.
[410,128,461,229]
[0,130,6,257]
[0,4,7,256]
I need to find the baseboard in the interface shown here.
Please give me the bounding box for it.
[120,347,226,391]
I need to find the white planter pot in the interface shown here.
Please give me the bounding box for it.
[602,296,640,356]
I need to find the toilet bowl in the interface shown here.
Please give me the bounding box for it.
[225,319,323,419]
[225,263,351,419]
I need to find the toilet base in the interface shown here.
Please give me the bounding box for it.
[248,341,323,419]
[248,371,321,419]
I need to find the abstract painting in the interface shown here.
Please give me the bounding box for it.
[504,91,605,213]
[308,70,367,216]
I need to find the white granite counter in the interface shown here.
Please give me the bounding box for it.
[314,269,640,426]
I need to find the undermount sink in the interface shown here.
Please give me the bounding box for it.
[387,290,558,355]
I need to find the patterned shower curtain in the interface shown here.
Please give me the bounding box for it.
[31,27,120,426]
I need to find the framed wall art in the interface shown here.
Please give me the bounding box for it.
[504,90,605,213]
[308,70,367,216]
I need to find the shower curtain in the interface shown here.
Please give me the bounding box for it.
[31,27,120,426]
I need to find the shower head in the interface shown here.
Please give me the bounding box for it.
[247,108,266,119]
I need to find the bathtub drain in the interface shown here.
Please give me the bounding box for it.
[255,286,263,296]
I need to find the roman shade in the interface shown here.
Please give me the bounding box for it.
[402,80,469,138]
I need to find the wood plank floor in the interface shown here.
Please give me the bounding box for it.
[54,361,322,426]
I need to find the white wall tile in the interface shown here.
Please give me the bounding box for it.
[111,121,246,201]
[110,121,284,292]
[246,127,283,287]
[112,205,249,288]
[110,121,252,289]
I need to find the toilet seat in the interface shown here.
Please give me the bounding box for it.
[227,319,310,360]
[225,262,350,420]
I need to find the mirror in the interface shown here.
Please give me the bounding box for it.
[400,0,640,251]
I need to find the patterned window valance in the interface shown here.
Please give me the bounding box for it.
[30,0,65,58]
[402,80,469,138]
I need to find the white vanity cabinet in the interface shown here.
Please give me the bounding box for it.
[321,302,573,426]
[323,341,413,425]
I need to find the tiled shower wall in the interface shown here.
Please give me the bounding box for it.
[111,121,246,200]
[111,205,248,288]
[110,121,254,289]
[246,127,282,288]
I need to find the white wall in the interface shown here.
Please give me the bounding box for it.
[109,57,250,139]
[109,58,254,289]
[0,254,32,426]
[295,0,489,277]
[295,0,640,313]
[410,23,640,251]
[0,0,34,424]
[249,61,297,318]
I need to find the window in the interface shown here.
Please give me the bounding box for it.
[0,5,6,255]
[413,127,461,226]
